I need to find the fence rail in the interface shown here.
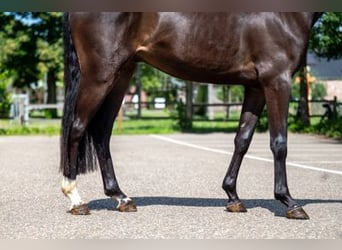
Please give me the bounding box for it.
[124,98,341,120]
[9,93,341,125]
[10,94,64,124]
[26,103,64,111]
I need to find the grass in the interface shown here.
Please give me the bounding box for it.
[0,116,181,136]
[191,120,238,133]
[0,115,239,136]
[0,118,61,135]
[113,118,178,135]
[113,118,239,134]
[1,109,339,139]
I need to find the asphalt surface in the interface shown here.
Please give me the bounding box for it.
[0,132,341,239]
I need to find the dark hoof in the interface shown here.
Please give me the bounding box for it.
[226,201,247,213]
[117,200,137,212]
[70,203,90,215]
[286,206,309,220]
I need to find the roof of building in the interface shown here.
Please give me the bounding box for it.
[307,53,342,80]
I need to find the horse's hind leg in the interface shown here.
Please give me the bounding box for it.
[222,86,265,212]
[61,177,90,215]
[61,74,117,214]
[89,63,137,212]
[61,13,139,214]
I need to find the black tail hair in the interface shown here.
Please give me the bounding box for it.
[60,13,98,176]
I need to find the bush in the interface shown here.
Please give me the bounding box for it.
[288,117,312,133]
[313,116,342,139]
[256,108,268,132]
[255,107,342,140]
[173,99,192,131]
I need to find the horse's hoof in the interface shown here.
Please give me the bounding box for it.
[70,203,90,215]
[286,206,309,220]
[117,200,137,212]
[226,201,247,213]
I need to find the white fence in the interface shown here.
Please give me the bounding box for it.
[10,94,63,124]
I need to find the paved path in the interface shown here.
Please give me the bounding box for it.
[0,133,341,239]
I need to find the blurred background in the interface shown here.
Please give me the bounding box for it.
[0,12,341,138]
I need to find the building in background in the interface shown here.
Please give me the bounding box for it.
[308,53,342,100]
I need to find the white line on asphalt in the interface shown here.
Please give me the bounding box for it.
[291,161,342,164]
[150,135,342,176]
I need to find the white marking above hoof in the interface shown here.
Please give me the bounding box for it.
[61,177,84,211]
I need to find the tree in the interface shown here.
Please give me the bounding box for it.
[0,12,63,118]
[309,12,342,60]
[297,12,342,125]
[0,13,40,89]
[33,12,63,118]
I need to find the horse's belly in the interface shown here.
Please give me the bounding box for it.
[137,48,257,84]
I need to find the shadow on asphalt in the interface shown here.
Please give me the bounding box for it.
[88,197,342,217]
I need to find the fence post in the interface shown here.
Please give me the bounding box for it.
[208,84,214,120]
[23,94,29,125]
[10,94,29,125]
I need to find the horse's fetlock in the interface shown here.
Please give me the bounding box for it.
[104,187,121,197]
[274,187,289,201]
[222,178,235,192]
[274,192,283,201]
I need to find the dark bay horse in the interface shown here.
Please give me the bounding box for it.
[61,12,322,219]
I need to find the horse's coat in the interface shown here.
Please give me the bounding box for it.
[61,12,322,219]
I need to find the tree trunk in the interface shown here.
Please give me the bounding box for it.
[135,63,142,118]
[185,81,193,130]
[224,86,230,120]
[298,58,310,126]
[194,84,207,116]
[46,69,58,118]
[207,84,215,120]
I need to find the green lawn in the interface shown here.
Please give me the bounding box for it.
[0,115,240,136]
[113,118,178,135]
[0,118,61,135]
[1,110,338,139]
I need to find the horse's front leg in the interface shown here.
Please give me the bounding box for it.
[222,86,265,213]
[263,73,309,220]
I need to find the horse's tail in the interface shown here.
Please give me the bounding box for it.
[60,12,97,176]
